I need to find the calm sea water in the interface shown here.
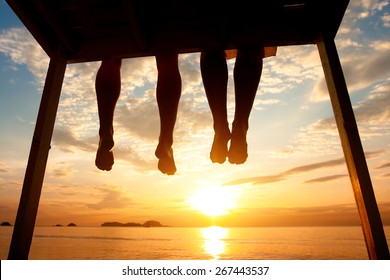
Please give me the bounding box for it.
[1,226,389,260]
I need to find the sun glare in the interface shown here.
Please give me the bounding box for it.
[202,226,228,259]
[188,185,239,217]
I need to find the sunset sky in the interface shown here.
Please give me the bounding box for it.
[0,0,389,228]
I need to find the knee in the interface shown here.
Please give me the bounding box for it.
[236,48,264,61]
[100,59,122,70]
[156,54,179,72]
[201,50,226,63]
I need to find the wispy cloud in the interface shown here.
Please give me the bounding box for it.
[274,81,390,158]
[0,27,49,83]
[224,175,286,186]
[309,39,390,102]
[52,126,96,153]
[49,165,78,179]
[0,161,7,173]
[86,185,135,210]
[304,174,348,184]
[376,162,390,169]
[224,151,383,186]
[309,0,390,103]
[282,158,345,176]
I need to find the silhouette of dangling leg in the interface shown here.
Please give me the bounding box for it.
[200,51,230,163]
[155,54,181,175]
[229,48,263,164]
[95,59,122,171]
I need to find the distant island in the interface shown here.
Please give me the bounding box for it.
[53,223,77,227]
[101,220,167,227]
[1,221,12,226]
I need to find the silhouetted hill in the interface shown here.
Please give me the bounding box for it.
[101,222,142,227]
[67,223,77,227]
[1,221,11,226]
[101,220,167,227]
[143,220,163,227]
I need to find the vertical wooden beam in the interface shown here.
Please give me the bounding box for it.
[317,33,389,259]
[8,48,67,260]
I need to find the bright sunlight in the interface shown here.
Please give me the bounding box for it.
[202,226,228,259]
[188,185,240,217]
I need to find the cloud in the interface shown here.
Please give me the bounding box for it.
[275,82,390,158]
[179,53,203,90]
[0,162,7,173]
[273,117,341,157]
[278,203,357,216]
[308,0,390,103]
[353,84,390,138]
[304,174,348,184]
[121,56,157,88]
[224,151,383,186]
[115,95,160,141]
[310,41,390,102]
[112,145,156,172]
[52,126,95,153]
[47,162,78,178]
[86,186,135,210]
[350,0,389,15]
[0,27,49,84]
[376,162,390,169]
[263,45,323,95]
[52,124,156,171]
[224,175,286,186]
[282,158,345,176]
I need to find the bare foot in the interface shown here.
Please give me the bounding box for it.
[228,131,248,164]
[95,138,114,171]
[210,130,230,164]
[155,144,176,175]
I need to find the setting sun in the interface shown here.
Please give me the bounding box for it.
[188,185,240,217]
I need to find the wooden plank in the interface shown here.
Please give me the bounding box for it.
[6,0,349,64]
[121,0,149,51]
[317,33,389,260]
[33,0,78,53]
[7,48,67,260]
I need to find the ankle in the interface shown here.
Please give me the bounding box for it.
[213,122,230,134]
[232,121,248,135]
[99,127,114,138]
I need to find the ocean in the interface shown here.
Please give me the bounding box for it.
[1,226,389,260]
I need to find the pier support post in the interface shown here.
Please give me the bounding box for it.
[317,33,389,259]
[8,48,67,259]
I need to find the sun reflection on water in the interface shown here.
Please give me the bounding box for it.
[202,226,228,259]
